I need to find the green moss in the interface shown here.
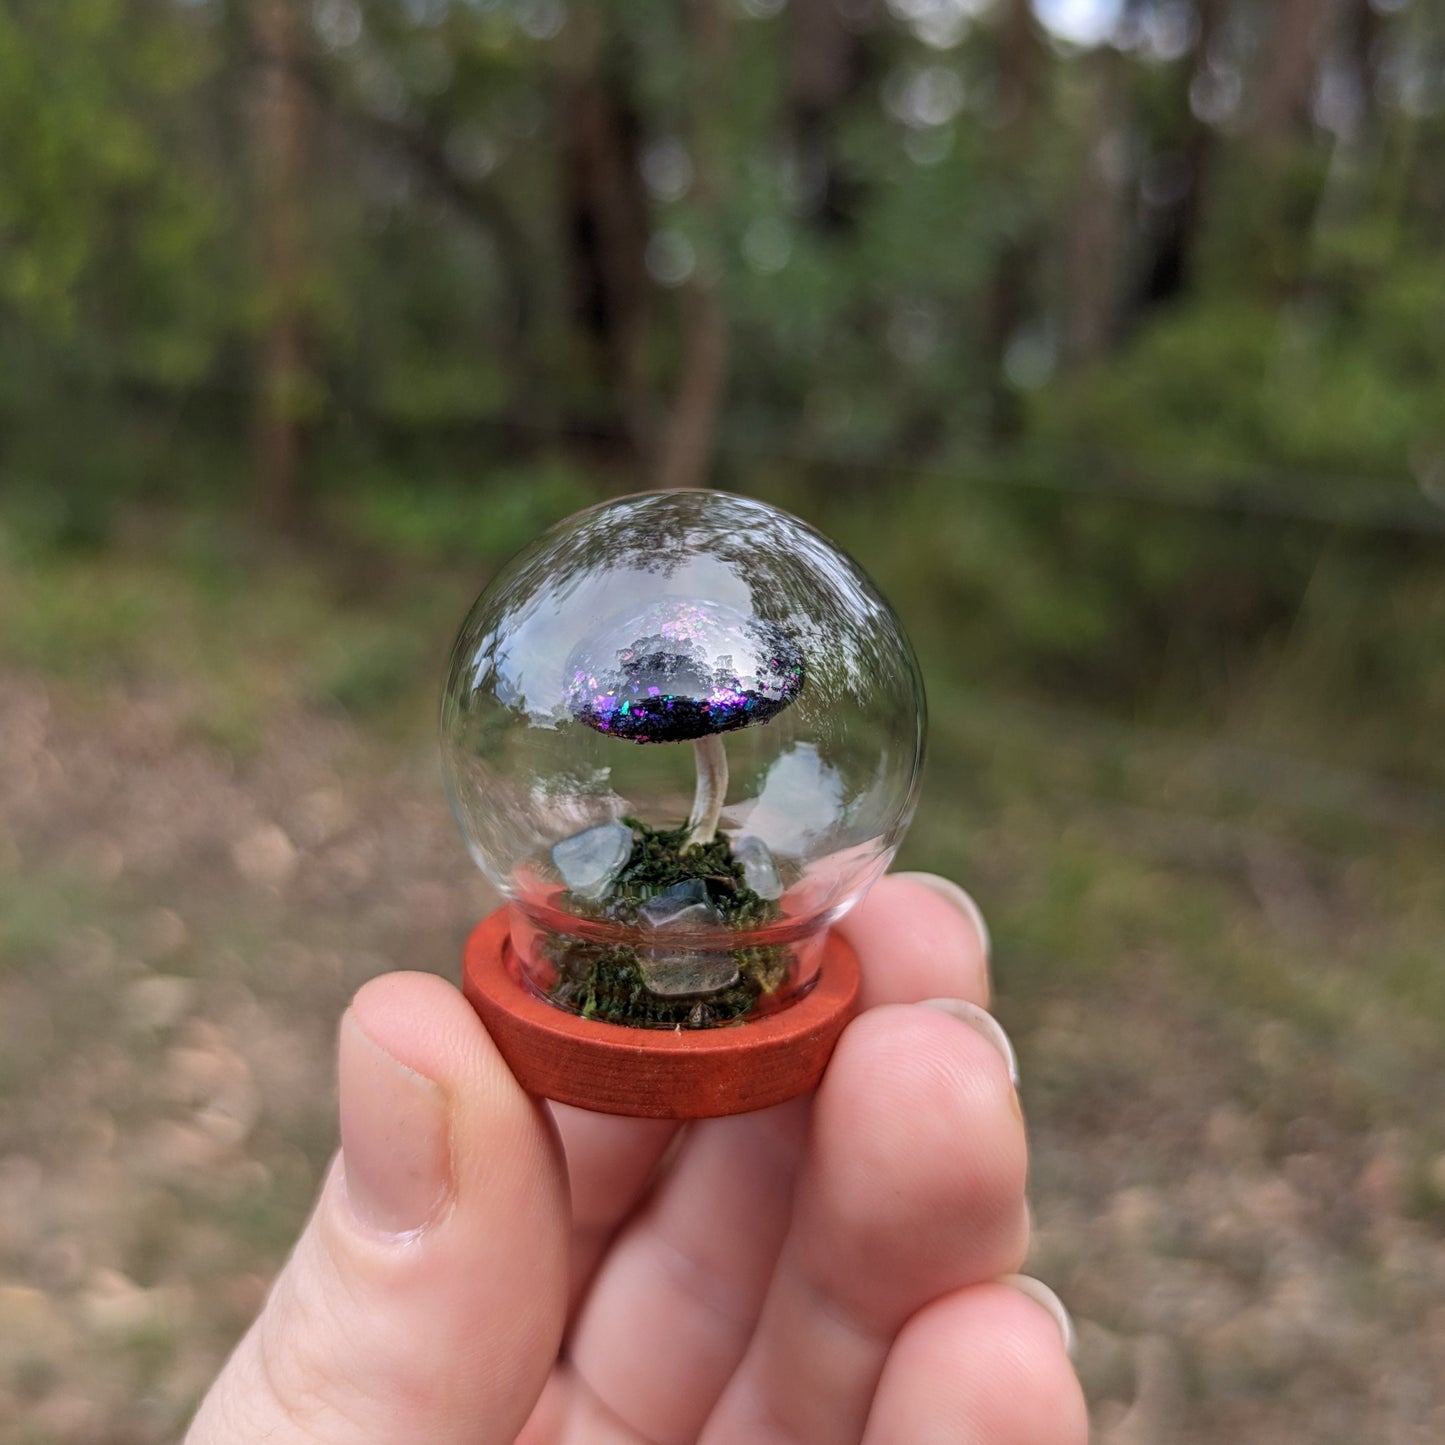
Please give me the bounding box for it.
[546,820,788,1028]
[582,817,775,927]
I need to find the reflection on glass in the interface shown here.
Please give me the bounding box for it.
[440,490,925,1029]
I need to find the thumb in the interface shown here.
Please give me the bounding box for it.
[186,970,569,1445]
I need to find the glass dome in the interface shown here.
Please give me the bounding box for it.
[440,490,925,1029]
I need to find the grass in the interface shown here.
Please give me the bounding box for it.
[0,514,474,754]
[1,492,1438,1073]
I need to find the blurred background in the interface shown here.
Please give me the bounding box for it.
[1,0,1443,1439]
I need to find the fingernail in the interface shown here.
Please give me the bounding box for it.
[895,872,992,961]
[917,998,1020,1086]
[338,1012,452,1237]
[1001,1274,1076,1358]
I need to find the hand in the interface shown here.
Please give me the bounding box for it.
[186,873,1086,1444]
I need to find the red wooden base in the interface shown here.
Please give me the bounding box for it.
[461,908,860,1119]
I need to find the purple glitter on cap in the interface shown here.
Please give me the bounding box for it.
[564,599,804,744]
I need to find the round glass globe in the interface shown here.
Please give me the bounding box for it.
[440,490,925,1030]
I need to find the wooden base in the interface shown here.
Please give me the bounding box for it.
[461,908,860,1119]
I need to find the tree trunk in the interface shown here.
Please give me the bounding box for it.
[1253,0,1329,146]
[786,0,872,234]
[656,282,727,492]
[1241,0,1332,296]
[1343,0,1383,148]
[982,0,1045,441]
[656,0,731,491]
[251,0,309,532]
[560,16,654,462]
[1134,0,1227,313]
[1063,46,1128,367]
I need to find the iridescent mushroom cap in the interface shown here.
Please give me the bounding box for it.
[564,599,804,744]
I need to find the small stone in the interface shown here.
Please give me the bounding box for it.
[1204,1105,1265,1164]
[71,835,125,881]
[639,951,741,997]
[138,907,188,960]
[552,822,633,901]
[292,786,353,846]
[123,975,197,1032]
[78,1268,190,1337]
[1356,1146,1404,1221]
[34,1236,86,1292]
[0,1283,73,1360]
[637,881,736,996]
[733,834,782,900]
[231,823,299,887]
[639,878,718,929]
[141,1119,225,1175]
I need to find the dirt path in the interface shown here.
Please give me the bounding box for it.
[0,672,494,1440]
[1,670,1442,1442]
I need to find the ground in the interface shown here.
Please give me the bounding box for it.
[1,536,1442,1442]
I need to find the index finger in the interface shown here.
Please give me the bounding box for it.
[838,871,992,1009]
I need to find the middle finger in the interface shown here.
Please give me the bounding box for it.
[699,1002,1029,1445]
[565,874,993,1444]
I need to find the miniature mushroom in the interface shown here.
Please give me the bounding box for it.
[564,599,805,850]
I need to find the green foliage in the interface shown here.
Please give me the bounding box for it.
[0,865,104,967]
[0,553,163,678]
[0,0,229,351]
[306,617,428,722]
[335,457,595,562]
[1034,260,1445,478]
[2,0,1441,543]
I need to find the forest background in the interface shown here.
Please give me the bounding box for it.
[1,1,1443,1441]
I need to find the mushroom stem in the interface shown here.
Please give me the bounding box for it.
[684,733,728,849]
